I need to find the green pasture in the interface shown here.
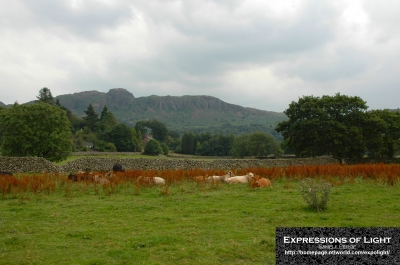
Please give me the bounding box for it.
[53,152,210,166]
[0,178,399,265]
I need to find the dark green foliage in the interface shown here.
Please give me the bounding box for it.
[366,109,400,158]
[99,106,118,132]
[36,87,55,105]
[83,104,99,132]
[0,106,7,146]
[160,142,169,155]
[56,99,85,134]
[180,132,196,154]
[95,141,117,152]
[276,93,370,161]
[230,134,250,158]
[248,132,283,158]
[1,102,72,162]
[134,119,168,143]
[144,139,163,155]
[134,121,148,139]
[147,119,168,143]
[165,131,181,151]
[109,124,135,152]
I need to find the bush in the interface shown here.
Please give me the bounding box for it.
[144,139,163,155]
[160,143,169,155]
[105,143,117,152]
[300,178,332,211]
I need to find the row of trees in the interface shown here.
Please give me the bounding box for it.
[1,89,399,162]
[178,131,283,158]
[276,93,400,162]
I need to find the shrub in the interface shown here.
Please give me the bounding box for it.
[160,143,169,155]
[144,139,163,155]
[300,178,332,211]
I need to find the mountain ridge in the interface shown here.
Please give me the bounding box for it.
[2,88,288,135]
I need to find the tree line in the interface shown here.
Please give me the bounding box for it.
[1,88,399,162]
[276,93,400,162]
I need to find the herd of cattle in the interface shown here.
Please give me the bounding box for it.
[66,164,272,188]
[0,164,271,189]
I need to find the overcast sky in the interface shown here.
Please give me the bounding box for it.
[1,0,399,112]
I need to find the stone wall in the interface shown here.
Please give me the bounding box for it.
[0,157,60,173]
[0,157,338,173]
[3,156,400,174]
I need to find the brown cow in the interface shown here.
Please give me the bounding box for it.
[258,178,272,187]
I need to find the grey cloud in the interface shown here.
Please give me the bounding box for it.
[20,0,132,39]
[284,48,373,82]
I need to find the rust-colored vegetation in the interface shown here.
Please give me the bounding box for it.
[0,163,398,198]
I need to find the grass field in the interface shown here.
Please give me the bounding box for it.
[53,152,208,166]
[0,173,399,265]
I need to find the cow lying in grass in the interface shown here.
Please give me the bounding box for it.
[68,171,92,182]
[252,175,272,188]
[93,175,110,185]
[136,176,165,185]
[225,172,254,184]
[206,171,235,183]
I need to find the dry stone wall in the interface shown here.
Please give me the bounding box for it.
[0,157,338,174]
[0,157,60,173]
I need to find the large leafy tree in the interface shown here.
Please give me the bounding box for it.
[147,119,168,143]
[180,131,196,154]
[366,109,400,157]
[248,132,283,158]
[230,134,251,158]
[144,139,163,155]
[109,124,135,152]
[135,119,168,143]
[276,93,370,162]
[1,102,72,162]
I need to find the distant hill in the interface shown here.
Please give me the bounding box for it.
[55,88,287,136]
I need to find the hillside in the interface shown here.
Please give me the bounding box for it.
[54,88,287,135]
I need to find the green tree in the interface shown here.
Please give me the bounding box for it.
[276,93,369,162]
[230,134,250,158]
[148,119,168,143]
[165,131,181,151]
[36,87,55,105]
[248,131,283,158]
[72,129,85,151]
[180,132,196,154]
[144,139,163,155]
[109,124,135,152]
[367,109,400,157]
[99,106,118,132]
[55,99,85,134]
[1,102,72,162]
[137,130,143,152]
[83,104,99,132]
[160,142,169,155]
[134,121,148,138]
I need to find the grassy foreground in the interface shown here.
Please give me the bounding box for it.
[0,178,399,265]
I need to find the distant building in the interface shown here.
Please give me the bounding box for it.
[142,133,153,146]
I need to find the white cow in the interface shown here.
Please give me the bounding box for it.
[225,172,254,184]
[206,171,234,183]
[136,176,165,185]
[154,176,166,185]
